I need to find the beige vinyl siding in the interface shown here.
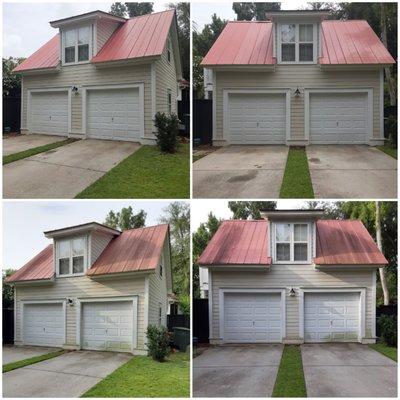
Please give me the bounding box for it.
[15,275,147,351]
[90,232,113,266]
[155,33,178,117]
[21,63,153,137]
[96,20,120,52]
[214,66,381,141]
[210,266,374,341]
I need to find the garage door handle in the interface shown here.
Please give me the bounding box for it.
[49,116,52,120]
[111,117,114,123]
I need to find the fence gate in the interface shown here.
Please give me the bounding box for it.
[3,308,14,344]
[193,298,209,343]
[193,99,212,145]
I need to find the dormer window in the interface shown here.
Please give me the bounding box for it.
[274,223,310,263]
[62,25,91,65]
[278,23,316,64]
[56,236,86,276]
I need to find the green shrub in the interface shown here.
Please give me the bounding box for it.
[154,112,179,153]
[385,115,397,148]
[146,324,170,362]
[378,314,397,346]
[179,295,190,316]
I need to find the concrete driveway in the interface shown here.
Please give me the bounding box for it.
[3,139,140,198]
[302,343,397,397]
[193,146,288,198]
[307,145,397,198]
[3,134,64,156]
[193,345,283,397]
[3,350,131,398]
[3,345,60,365]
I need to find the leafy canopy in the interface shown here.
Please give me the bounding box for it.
[104,206,146,231]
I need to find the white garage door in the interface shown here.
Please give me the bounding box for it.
[224,293,282,343]
[304,292,360,342]
[310,92,368,144]
[23,303,64,347]
[29,91,69,136]
[87,88,141,141]
[82,301,133,352]
[228,93,286,144]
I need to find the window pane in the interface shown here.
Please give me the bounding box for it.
[299,24,313,42]
[72,238,84,256]
[59,258,69,275]
[65,47,75,63]
[73,256,84,273]
[59,240,69,258]
[282,44,295,61]
[299,44,313,62]
[78,44,89,61]
[281,24,295,42]
[65,29,76,46]
[294,224,308,241]
[294,243,308,261]
[276,223,290,242]
[276,243,290,261]
[78,26,90,44]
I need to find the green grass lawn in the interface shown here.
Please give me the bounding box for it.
[82,351,190,398]
[3,139,75,165]
[377,145,397,159]
[272,345,307,398]
[369,342,397,362]
[3,350,65,373]
[76,143,189,199]
[280,147,314,198]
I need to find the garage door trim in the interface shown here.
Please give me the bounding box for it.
[219,288,286,343]
[27,87,72,135]
[299,288,366,342]
[76,295,138,352]
[222,89,291,144]
[21,299,67,346]
[82,83,145,140]
[304,88,373,143]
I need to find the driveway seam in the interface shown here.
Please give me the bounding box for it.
[23,159,107,173]
[22,366,104,379]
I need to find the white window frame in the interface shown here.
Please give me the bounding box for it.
[56,236,87,277]
[273,222,311,264]
[167,89,172,114]
[277,22,317,64]
[61,24,93,66]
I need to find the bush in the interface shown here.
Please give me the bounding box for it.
[378,314,397,346]
[146,324,170,361]
[154,112,179,153]
[385,115,397,148]
[179,294,190,316]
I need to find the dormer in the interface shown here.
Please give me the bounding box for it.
[261,209,324,264]
[50,11,125,66]
[267,10,329,65]
[44,222,120,278]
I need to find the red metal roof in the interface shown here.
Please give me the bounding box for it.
[14,10,175,72]
[198,220,271,266]
[315,220,388,265]
[320,20,395,65]
[87,224,169,276]
[201,21,274,66]
[6,245,54,282]
[14,34,60,72]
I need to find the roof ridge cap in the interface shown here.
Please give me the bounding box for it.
[128,9,174,20]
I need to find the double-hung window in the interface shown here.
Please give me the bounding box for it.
[63,26,91,64]
[275,223,310,263]
[57,237,86,276]
[279,23,315,63]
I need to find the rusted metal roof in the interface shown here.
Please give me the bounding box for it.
[13,34,60,72]
[87,224,169,276]
[315,220,388,265]
[320,20,395,65]
[201,21,274,66]
[198,220,271,266]
[6,245,54,282]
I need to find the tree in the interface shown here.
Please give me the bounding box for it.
[3,269,16,308]
[104,206,146,231]
[110,2,127,17]
[109,2,153,18]
[3,57,25,97]
[192,212,222,298]
[228,201,276,219]
[160,202,190,299]
[233,2,281,21]
[376,201,389,305]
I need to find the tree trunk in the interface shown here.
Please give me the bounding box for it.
[381,3,396,105]
[376,201,390,305]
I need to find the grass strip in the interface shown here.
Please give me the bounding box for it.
[369,342,397,362]
[3,350,65,373]
[377,145,397,159]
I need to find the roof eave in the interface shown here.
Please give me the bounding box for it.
[86,269,155,280]
[91,55,160,68]
[13,66,60,75]
[319,63,394,70]
[9,277,55,285]
[201,64,275,71]
[200,264,271,271]
[50,10,125,28]
[315,263,386,270]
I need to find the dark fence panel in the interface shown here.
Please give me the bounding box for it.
[193,99,212,145]
[178,99,190,137]
[3,97,21,133]
[376,304,397,337]
[3,308,14,344]
[193,298,209,343]
[167,314,189,331]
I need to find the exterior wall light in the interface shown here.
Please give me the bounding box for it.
[67,298,74,306]
[72,86,79,94]
[294,87,301,97]
[289,287,296,297]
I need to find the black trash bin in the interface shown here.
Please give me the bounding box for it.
[172,327,190,352]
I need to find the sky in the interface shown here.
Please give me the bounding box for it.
[3,200,188,270]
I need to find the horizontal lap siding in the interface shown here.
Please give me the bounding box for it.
[215,66,380,141]
[90,232,113,265]
[211,265,373,340]
[96,20,120,52]
[15,276,147,350]
[22,63,153,137]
